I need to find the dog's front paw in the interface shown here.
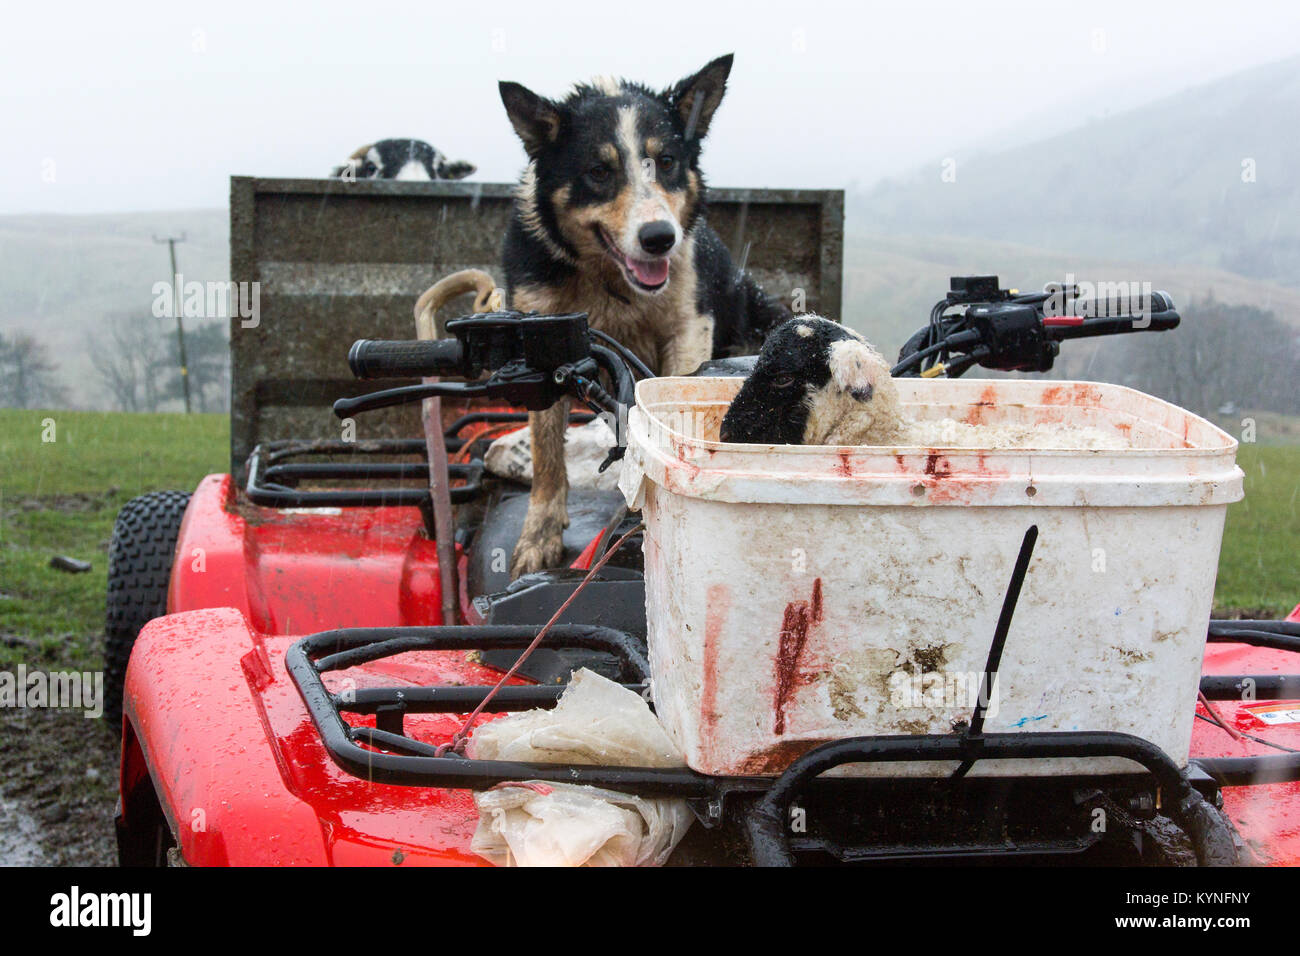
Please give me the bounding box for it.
[510,505,567,579]
[510,528,564,578]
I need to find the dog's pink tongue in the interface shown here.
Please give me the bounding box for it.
[628,256,669,286]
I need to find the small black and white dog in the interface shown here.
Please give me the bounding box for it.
[331,139,475,181]
[720,316,903,446]
[498,54,792,576]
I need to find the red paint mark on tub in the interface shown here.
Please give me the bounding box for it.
[1042,383,1102,407]
[1040,384,1066,406]
[701,583,732,740]
[835,450,853,476]
[965,384,999,425]
[924,452,952,479]
[773,578,823,735]
[922,448,1012,505]
[737,738,835,775]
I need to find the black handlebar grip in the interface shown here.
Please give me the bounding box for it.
[347,339,464,379]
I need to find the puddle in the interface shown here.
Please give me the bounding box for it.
[0,795,47,866]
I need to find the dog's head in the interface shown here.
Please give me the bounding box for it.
[720,316,902,446]
[330,138,476,181]
[499,55,733,296]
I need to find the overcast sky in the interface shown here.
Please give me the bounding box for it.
[5,0,1300,215]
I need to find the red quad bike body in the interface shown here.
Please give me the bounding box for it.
[115,294,1300,867]
[120,474,494,866]
[115,469,1300,867]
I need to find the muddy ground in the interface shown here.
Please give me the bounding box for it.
[0,674,120,866]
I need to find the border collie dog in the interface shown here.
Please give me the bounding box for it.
[721,316,903,447]
[331,139,475,181]
[498,54,792,576]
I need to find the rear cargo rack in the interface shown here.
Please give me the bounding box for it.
[285,618,1300,865]
[245,412,597,510]
[245,438,483,508]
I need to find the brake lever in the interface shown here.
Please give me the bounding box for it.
[333,381,489,418]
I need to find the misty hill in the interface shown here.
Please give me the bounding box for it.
[5,49,1300,414]
[853,55,1300,288]
[0,210,227,408]
[840,233,1300,355]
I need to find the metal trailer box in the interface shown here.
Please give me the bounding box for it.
[228,177,843,475]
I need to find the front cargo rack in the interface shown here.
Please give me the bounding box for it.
[284,619,1300,865]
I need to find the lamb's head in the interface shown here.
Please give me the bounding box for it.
[720,315,903,446]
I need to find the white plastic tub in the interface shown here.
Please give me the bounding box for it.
[619,377,1244,777]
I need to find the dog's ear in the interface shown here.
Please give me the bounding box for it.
[437,158,476,180]
[667,54,733,140]
[499,81,564,158]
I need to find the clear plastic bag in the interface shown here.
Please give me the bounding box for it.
[467,669,692,866]
[483,417,622,491]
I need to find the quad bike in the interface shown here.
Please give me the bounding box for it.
[110,277,1300,866]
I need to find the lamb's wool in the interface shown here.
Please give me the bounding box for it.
[803,340,905,446]
[901,417,1130,451]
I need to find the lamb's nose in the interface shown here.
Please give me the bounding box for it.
[638,221,676,256]
[850,384,874,402]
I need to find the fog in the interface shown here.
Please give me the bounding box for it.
[5,0,1300,214]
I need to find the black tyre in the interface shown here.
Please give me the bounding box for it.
[105,490,191,724]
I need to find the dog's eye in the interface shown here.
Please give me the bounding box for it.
[587,164,612,185]
[657,154,676,173]
[361,161,377,177]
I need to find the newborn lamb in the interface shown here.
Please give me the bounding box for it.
[720,316,904,445]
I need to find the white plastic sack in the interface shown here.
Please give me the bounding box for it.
[484,417,623,491]
[467,668,692,866]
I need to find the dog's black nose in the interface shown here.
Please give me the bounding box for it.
[638,221,676,256]
[850,384,874,402]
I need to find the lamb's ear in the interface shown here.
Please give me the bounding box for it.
[438,158,476,180]
[499,81,564,158]
[667,54,733,140]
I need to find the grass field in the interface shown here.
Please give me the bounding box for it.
[0,408,1296,670]
[1216,442,1300,615]
[0,409,228,668]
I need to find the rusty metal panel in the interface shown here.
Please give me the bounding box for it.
[228,176,843,474]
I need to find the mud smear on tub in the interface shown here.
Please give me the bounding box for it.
[911,643,949,672]
[827,671,866,721]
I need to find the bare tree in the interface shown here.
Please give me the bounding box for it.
[1085,295,1300,418]
[0,332,68,409]
[90,313,169,411]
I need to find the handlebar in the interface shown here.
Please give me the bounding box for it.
[893,276,1181,378]
[348,338,465,379]
[333,311,642,440]
[337,277,1182,423]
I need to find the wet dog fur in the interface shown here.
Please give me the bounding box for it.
[499,54,791,576]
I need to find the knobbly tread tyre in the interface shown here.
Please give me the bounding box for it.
[104,491,191,724]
